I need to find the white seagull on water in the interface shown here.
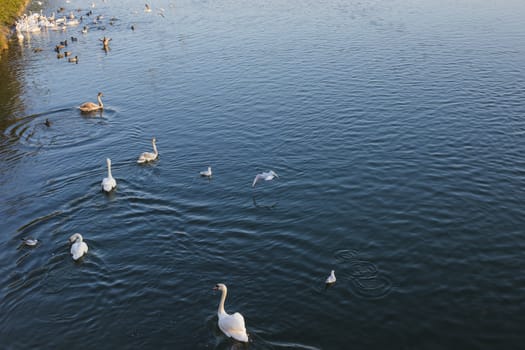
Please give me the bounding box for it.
[325,270,336,284]
[252,170,278,187]
[21,238,39,247]
[200,166,212,177]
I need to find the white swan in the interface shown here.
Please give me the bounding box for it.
[325,270,336,284]
[101,158,117,192]
[80,92,103,112]
[213,283,249,342]
[67,18,80,26]
[200,166,212,177]
[137,137,158,163]
[69,233,88,260]
[252,170,278,187]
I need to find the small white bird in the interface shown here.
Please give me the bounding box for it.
[69,233,88,260]
[137,137,158,163]
[21,237,39,246]
[101,158,117,192]
[213,283,249,342]
[200,166,212,177]
[325,270,336,284]
[252,170,279,187]
[144,4,152,12]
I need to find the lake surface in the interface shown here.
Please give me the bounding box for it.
[1,0,525,348]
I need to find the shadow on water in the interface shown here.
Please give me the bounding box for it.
[252,194,278,210]
[0,38,25,132]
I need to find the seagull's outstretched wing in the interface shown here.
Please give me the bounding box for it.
[252,174,262,187]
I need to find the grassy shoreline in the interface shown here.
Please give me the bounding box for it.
[0,0,30,58]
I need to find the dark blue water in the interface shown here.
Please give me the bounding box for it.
[1,0,525,348]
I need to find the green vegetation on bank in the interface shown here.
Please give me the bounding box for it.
[0,0,29,55]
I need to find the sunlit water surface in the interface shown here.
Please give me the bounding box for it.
[1,0,525,349]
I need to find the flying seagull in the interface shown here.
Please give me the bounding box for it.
[252,170,279,187]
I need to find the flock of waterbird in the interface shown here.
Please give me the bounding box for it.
[14,1,141,63]
[22,90,336,342]
[17,2,338,344]
[22,87,287,342]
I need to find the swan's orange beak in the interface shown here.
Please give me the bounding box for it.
[213,285,219,291]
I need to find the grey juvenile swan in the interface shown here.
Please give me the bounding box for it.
[80,92,103,112]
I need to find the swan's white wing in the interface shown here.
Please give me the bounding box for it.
[252,174,263,187]
[71,241,88,260]
[102,177,116,192]
[137,153,147,163]
[260,171,277,181]
[219,312,248,342]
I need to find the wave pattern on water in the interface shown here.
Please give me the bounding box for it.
[1,0,525,349]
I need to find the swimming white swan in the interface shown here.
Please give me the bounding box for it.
[213,283,249,342]
[101,158,117,192]
[137,137,158,163]
[325,270,336,284]
[80,92,103,112]
[67,18,80,26]
[69,233,88,260]
[200,166,212,177]
[252,170,278,187]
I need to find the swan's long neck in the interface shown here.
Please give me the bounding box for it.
[72,233,83,242]
[218,287,227,315]
[152,141,158,155]
[97,94,103,107]
[107,159,113,178]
